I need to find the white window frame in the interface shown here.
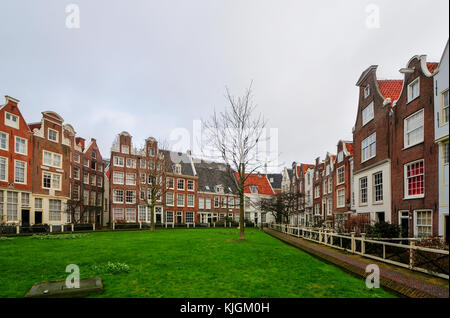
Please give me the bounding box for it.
[0,131,9,151]
[113,156,124,167]
[113,189,124,203]
[43,150,62,168]
[407,77,420,103]
[359,176,368,205]
[364,85,370,99]
[14,160,27,184]
[5,112,19,129]
[113,171,124,185]
[177,193,185,207]
[48,128,59,143]
[404,108,424,149]
[361,133,376,162]
[166,192,174,206]
[0,156,8,182]
[362,102,374,126]
[373,171,383,203]
[337,188,345,208]
[441,89,449,126]
[404,159,425,199]
[336,166,345,185]
[121,145,129,154]
[42,171,62,191]
[14,136,27,155]
[413,210,433,238]
[187,194,194,207]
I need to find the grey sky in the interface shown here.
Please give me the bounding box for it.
[1,0,448,172]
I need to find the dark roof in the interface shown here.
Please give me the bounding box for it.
[194,161,238,194]
[266,173,282,189]
[287,168,293,180]
[161,150,195,176]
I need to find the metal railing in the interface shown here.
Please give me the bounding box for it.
[269,223,449,280]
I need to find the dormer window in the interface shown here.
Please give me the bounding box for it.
[337,151,343,163]
[121,145,129,154]
[48,129,58,142]
[249,186,258,194]
[270,177,274,182]
[173,164,181,174]
[148,147,155,156]
[91,151,96,158]
[215,185,224,193]
[408,77,420,102]
[362,102,374,126]
[364,85,370,98]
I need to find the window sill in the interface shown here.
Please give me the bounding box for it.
[359,204,368,207]
[361,157,376,164]
[403,195,425,200]
[373,201,384,205]
[402,141,424,151]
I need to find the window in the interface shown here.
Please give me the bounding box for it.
[328,178,332,193]
[443,142,449,165]
[228,197,234,208]
[214,197,219,208]
[337,189,345,208]
[187,180,194,191]
[373,172,383,202]
[314,186,320,198]
[177,179,185,190]
[337,166,345,185]
[205,198,211,209]
[5,112,19,129]
[140,173,146,184]
[362,133,376,162]
[415,210,432,238]
[199,197,205,209]
[74,153,80,163]
[177,194,185,207]
[48,129,58,142]
[327,199,332,215]
[83,190,89,205]
[121,145,129,154]
[73,167,80,180]
[360,177,368,205]
[166,193,174,206]
[113,208,124,221]
[337,151,343,163]
[186,212,194,223]
[83,158,89,167]
[73,184,79,200]
[126,208,136,222]
[42,172,61,190]
[0,157,7,181]
[173,164,181,174]
[113,156,124,167]
[0,132,8,151]
[148,147,155,156]
[14,160,26,184]
[323,181,327,194]
[97,176,102,187]
[140,189,145,200]
[49,199,61,221]
[148,174,154,185]
[221,197,227,208]
[166,211,174,223]
[113,190,124,203]
[405,160,424,198]
[125,190,136,204]
[90,174,96,186]
[408,77,420,102]
[314,203,320,215]
[126,173,136,185]
[14,137,27,155]
[90,191,96,206]
[138,206,147,222]
[81,172,88,184]
[96,193,102,206]
[249,186,258,194]
[187,194,194,207]
[404,109,424,148]
[35,198,43,209]
[126,158,136,169]
[140,159,146,169]
[43,151,62,168]
[362,102,374,126]
[113,172,124,184]
[364,85,370,98]
[325,165,330,176]
[6,191,18,221]
[167,178,173,189]
[441,89,449,125]
[90,160,96,170]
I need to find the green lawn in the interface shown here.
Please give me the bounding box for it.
[0,228,395,298]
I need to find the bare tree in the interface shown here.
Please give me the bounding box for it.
[260,192,303,224]
[204,83,267,240]
[137,138,166,232]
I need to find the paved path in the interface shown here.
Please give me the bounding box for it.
[264,228,449,298]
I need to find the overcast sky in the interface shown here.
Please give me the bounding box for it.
[1,0,448,172]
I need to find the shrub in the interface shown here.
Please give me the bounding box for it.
[366,222,401,238]
[92,262,130,274]
[31,233,89,240]
[343,215,370,235]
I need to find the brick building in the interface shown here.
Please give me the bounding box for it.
[195,160,240,223]
[64,124,104,225]
[312,158,324,226]
[28,111,71,225]
[0,96,33,225]
[162,150,198,225]
[322,153,336,227]
[333,140,354,230]
[391,55,439,237]
[352,66,400,224]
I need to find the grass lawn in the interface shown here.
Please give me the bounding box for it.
[0,228,395,298]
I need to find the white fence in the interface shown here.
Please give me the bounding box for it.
[269,223,449,280]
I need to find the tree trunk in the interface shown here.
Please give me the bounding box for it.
[239,191,245,240]
[150,203,155,232]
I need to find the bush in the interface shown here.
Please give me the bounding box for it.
[92,262,130,274]
[366,222,401,238]
[343,215,370,235]
[31,233,89,240]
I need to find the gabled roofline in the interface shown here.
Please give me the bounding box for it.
[356,65,378,86]
[433,39,449,76]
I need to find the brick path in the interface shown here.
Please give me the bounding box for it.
[264,228,449,298]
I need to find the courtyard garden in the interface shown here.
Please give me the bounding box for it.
[0,228,395,298]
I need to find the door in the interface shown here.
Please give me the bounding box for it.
[35,211,42,224]
[177,212,183,224]
[400,218,409,237]
[207,213,212,223]
[156,213,161,224]
[21,210,30,227]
